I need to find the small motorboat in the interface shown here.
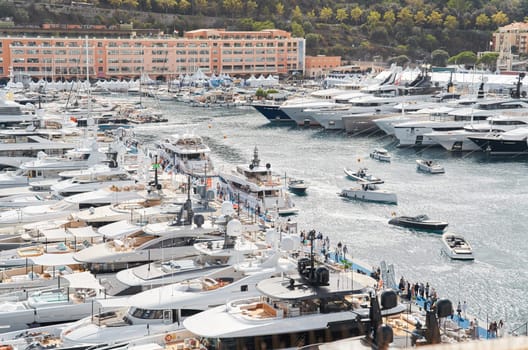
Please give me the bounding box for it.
[370,148,391,162]
[287,178,308,195]
[441,232,474,261]
[339,182,397,204]
[416,159,445,174]
[388,214,448,232]
[343,167,383,184]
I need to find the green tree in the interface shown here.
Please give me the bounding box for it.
[245,0,257,17]
[383,10,396,27]
[444,14,458,30]
[367,10,381,27]
[320,7,333,22]
[431,49,449,66]
[275,2,284,17]
[491,11,509,27]
[428,10,443,27]
[122,0,139,8]
[388,54,410,66]
[448,50,477,65]
[156,0,176,12]
[194,0,207,15]
[475,13,490,28]
[446,0,471,20]
[477,52,499,69]
[414,10,427,26]
[306,9,316,20]
[292,5,303,23]
[397,7,414,27]
[179,0,190,13]
[223,0,243,17]
[336,8,348,23]
[350,7,363,25]
[291,21,305,37]
[109,0,123,6]
[306,33,322,49]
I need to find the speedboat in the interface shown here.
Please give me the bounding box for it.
[416,159,445,174]
[388,214,448,232]
[441,232,474,261]
[343,167,383,184]
[287,178,308,195]
[369,148,391,162]
[219,146,298,216]
[339,182,397,204]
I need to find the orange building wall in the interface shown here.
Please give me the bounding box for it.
[0,29,305,81]
[305,55,341,78]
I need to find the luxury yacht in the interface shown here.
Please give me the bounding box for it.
[59,245,296,347]
[72,202,222,273]
[219,146,298,216]
[468,126,528,154]
[0,272,106,333]
[156,133,215,178]
[182,249,407,350]
[393,98,528,147]
[424,114,528,152]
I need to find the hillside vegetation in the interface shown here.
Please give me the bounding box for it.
[0,0,525,64]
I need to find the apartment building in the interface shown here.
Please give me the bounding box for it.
[492,22,528,70]
[0,27,305,81]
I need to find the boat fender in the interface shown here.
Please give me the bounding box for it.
[165,334,173,343]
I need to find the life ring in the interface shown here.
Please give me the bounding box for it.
[164,334,173,343]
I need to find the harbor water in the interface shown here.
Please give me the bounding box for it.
[133,98,528,334]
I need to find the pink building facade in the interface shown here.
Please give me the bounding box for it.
[0,28,305,81]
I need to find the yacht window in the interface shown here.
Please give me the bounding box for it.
[130,307,164,319]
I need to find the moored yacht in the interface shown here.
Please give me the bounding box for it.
[182,250,406,349]
[0,272,105,333]
[59,242,296,347]
[156,133,214,178]
[468,126,528,154]
[392,98,528,147]
[425,114,528,152]
[219,146,298,216]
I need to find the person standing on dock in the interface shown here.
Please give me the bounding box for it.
[456,301,462,320]
[462,301,467,319]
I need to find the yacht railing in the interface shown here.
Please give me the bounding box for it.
[511,321,528,336]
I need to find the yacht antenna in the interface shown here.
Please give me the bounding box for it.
[251,146,260,168]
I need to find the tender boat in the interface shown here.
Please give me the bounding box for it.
[287,178,308,195]
[339,182,397,204]
[416,159,445,174]
[441,232,474,261]
[388,214,448,232]
[369,148,391,162]
[343,167,383,183]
